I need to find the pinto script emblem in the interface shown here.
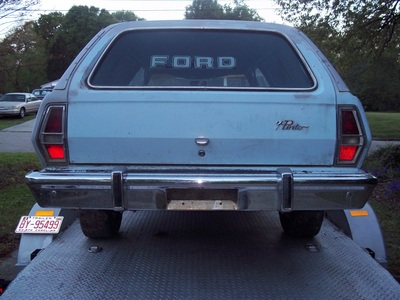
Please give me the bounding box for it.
[276,120,309,131]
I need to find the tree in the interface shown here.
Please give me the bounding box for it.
[274,0,400,55]
[0,0,40,36]
[47,6,143,80]
[185,0,225,19]
[274,0,400,112]
[46,6,106,79]
[0,5,144,93]
[47,6,105,80]
[33,12,64,50]
[223,0,264,21]
[0,21,47,92]
[112,10,144,22]
[185,0,263,21]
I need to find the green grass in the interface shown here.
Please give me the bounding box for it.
[0,185,36,256]
[0,115,36,131]
[366,112,400,140]
[363,145,400,280]
[369,199,400,278]
[0,153,41,189]
[0,153,40,257]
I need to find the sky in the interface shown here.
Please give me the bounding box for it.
[0,0,285,37]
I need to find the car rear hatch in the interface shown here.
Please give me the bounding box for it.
[66,90,336,166]
[65,28,338,166]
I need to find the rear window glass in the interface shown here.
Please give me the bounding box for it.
[88,29,315,90]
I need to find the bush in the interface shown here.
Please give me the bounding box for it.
[364,145,400,279]
[364,145,400,180]
[363,145,400,209]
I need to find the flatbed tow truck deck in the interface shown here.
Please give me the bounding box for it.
[2,210,400,299]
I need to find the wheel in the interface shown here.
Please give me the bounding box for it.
[19,108,25,118]
[279,211,324,237]
[79,210,122,239]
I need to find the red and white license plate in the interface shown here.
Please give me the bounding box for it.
[15,216,64,234]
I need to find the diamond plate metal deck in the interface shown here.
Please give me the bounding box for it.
[3,211,400,299]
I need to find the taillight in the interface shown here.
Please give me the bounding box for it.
[341,110,359,135]
[339,146,358,161]
[46,144,65,159]
[337,107,364,164]
[38,105,67,163]
[44,106,63,133]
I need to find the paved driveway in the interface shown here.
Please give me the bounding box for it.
[0,118,399,153]
[0,119,36,152]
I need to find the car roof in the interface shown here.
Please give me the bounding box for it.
[103,20,299,37]
[107,19,293,30]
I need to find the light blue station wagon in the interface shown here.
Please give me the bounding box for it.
[26,20,377,238]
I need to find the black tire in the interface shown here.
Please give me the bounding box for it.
[19,108,25,118]
[279,211,324,237]
[79,210,122,239]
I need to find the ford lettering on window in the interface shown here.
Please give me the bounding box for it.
[150,56,236,69]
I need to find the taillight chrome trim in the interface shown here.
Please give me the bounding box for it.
[336,106,365,165]
[37,104,68,165]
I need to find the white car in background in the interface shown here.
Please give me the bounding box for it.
[0,92,41,118]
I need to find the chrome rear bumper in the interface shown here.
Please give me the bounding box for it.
[25,167,377,211]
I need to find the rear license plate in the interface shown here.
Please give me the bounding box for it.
[15,216,64,234]
[167,200,238,210]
